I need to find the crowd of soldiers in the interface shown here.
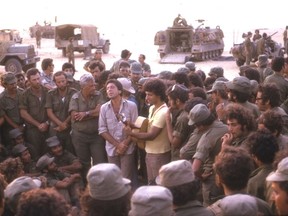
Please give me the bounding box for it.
[0,47,288,215]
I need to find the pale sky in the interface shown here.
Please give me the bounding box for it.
[1,0,286,54]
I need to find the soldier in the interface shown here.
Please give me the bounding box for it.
[35,28,41,49]
[40,58,56,90]
[283,26,288,54]
[138,54,151,76]
[244,31,253,65]
[256,33,267,56]
[189,104,228,206]
[66,37,75,66]
[36,154,81,207]
[110,49,132,73]
[253,29,262,42]
[83,49,106,72]
[45,136,82,174]
[165,84,191,161]
[62,62,80,91]
[19,68,49,158]
[264,57,288,104]
[11,144,39,176]
[0,72,24,148]
[69,74,107,180]
[45,71,77,154]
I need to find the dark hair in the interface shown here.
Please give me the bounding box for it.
[247,128,279,164]
[139,54,145,60]
[229,89,250,103]
[195,70,206,82]
[271,57,285,72]
[16,188,70,216]
[204,76,216,91]
[62,62,75,72]
[144,78,167,102]
[224,104,256,132]
[105,79,123,92]
[15,73,25,79]
[258,83,280,107]
[26,68,40,80]
[80,187,130,216]
[53,71,67,82]
[243,68,260,83]
[172,71,190,88]
[184,97,207,112]
[108,72,124,80]
[89,61,105,72]
[41,58,53,71]
[167,84,189,103]
[167,180,201,206]
[121,49,131,59]
[189,87,207,100]
[0,157,23,183]
[214,146,253,191]
[257,110,283,135]
[188,72,204,88]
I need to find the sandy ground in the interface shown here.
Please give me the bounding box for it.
[0,27,285,93]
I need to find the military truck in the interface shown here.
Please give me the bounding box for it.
[154,15,224,64]
[0,36,40,73]
[230,32,285,66]
[0,29,22,43]
[55,24,110,57]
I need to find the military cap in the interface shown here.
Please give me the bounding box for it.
[207,81,227,94]
[9,128,23,139]
[2,72,17,85]
[225,76,251,94]
[130,62,143,74]
[12,144,28,156]
[176,67,190,74]
[46,136,61,148]
[185,61,196,71]
[209,67,224,77]
[36,155,55,170]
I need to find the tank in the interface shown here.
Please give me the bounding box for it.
[29,23,55,39]
[154,15,225,64]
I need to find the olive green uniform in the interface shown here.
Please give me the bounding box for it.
[45,87,77,153]
[0,89,24,147]
[69,91,107,179]
[19,86,48,157]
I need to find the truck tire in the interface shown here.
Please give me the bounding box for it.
[62,48,66,57]
[22,63,36,73]
[103,42,110,54]
[5,58,22,74]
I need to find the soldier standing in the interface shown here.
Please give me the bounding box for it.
[284,26,288,54]
[35,28,42,49]
[244,32,253,65]
[66,37,75,66]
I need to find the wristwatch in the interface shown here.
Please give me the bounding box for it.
[85,111,90,117]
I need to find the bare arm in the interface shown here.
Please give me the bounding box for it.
[100,132,119,147]
[126,125,162,141]
[58,160,82,174]
[192,158,203,180]
[20,109,48,132]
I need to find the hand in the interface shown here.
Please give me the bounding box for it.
[54,122,68,132]
[124,125,132,136]
[38,123,49,132]
[221,133,233,149]
[202,171,213,181]
[74,112,86,121]
[116,142,129,155]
